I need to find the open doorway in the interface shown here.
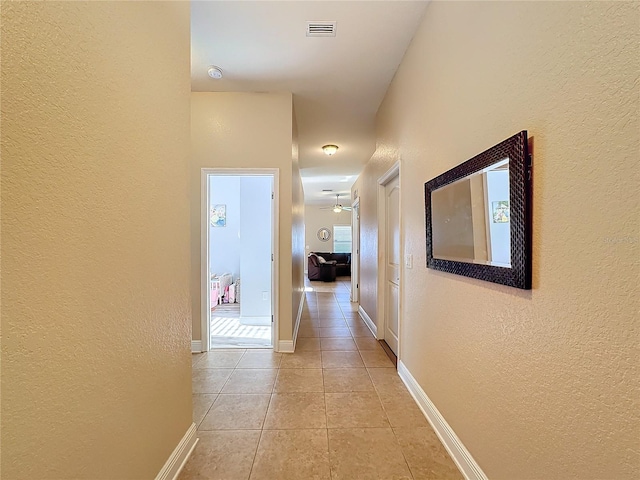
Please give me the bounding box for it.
[202,169,277,349]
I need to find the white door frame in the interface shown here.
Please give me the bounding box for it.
[351,197,360,303]
[201,168,280,352]
[376,161,402,356]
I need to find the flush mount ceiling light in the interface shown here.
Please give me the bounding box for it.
[322,144,339,156]
[207,66,223,79]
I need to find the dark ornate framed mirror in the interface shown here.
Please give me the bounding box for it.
[424,131,532,289]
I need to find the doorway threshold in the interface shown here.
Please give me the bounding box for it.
[210,342,273,350]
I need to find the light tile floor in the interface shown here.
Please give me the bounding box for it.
[183,278,462,480]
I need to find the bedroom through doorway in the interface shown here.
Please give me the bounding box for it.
[204,171,275,349]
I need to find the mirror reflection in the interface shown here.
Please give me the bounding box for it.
[431,158,510,267]
[317,227,331,241]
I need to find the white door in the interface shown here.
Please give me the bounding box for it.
[351,201,360,303]
[384,175,400,354]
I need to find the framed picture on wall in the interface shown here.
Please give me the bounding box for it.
[492,200,510,223]
[211,204,226,227]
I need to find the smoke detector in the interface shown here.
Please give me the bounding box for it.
[207,66,223,79]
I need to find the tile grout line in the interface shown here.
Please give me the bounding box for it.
[198,393,219,430]
[324,293,337,480]
[321,336,332,479]
[247,350,275,480]
[247,427,264,480]
[391,424,418,480]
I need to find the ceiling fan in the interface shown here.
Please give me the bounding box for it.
[321,194,352,213]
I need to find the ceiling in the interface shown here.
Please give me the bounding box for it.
[191,1,429,206]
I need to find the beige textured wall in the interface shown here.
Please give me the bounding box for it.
[305,206,352,255]
[356,1,640,478]
[291,109,305,331]
[190,92,299,344]
[1,2,192,479]
[351,160,387,322]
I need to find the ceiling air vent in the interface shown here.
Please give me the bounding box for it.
[306,21,337,37]
[322,189,333,192]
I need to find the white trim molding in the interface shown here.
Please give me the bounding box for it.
[277,288,305,353]
[294,293,305,348]
[358,306,377,338]
[376,160,402,358]
[279,289,305,353]
[200,168,280,353]
[377,162,400,186]
[278,340,295,353]
[191,340,202,353]
[397,361,488,480]
[155,422,198,480]
[351,197,360,303]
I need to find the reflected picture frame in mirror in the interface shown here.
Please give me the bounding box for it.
[424,131,532,289]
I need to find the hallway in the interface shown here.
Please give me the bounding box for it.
[184,279,461,479]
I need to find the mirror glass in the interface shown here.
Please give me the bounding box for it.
[317,227,331,242]
[431,158,510,267]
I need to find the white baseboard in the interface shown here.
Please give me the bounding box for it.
[358,305,377,337]
[278,340,295,353]
[191,340,202,353]
[277,293,305,353]
[293,292,305,350]
[397,361,488,480]
[155,422,198,480]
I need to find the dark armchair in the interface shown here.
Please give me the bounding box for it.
[307,253,337,282]
[312,252,351,276]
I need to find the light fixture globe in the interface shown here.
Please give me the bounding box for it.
[333,205,343,213]
[207,66,223,79]
[322,144,339,156]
